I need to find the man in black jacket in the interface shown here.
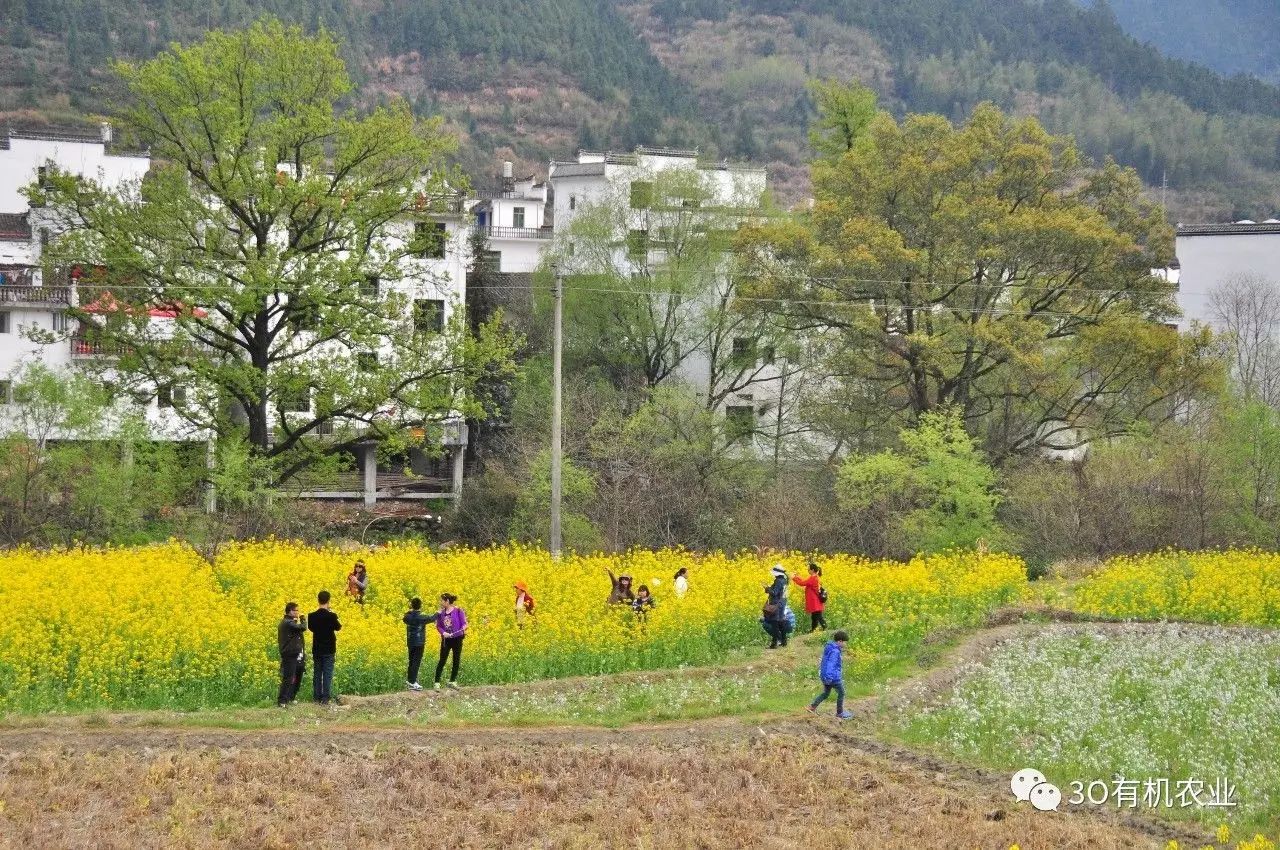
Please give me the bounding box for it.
[308,590,342,705]
[277,601,307,706]
[403,597,439,690]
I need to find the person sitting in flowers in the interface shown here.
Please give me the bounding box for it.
[513,581,536,628]
[606,569,635,605]
[346,561,368,605]
[631,584,656,619]
[673,567,689,598]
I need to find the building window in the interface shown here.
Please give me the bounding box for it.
[569,195,577,211]
[288,297,320,332]
[761,345,776,365]
[415,222,448,259]
[731,337,756,366]
[280,387,311,413]
[725,405,755,441]
[157,384,186,409]
[357,352,378,372]
[317,418,334,436]
[566,242,575,257]
[414,299,445,334]
[481,250,501,271]
[629,181,653,210]
[0,380,11,404]
[512,206,525,228]
[362,275,380,298]
[52,312,70,333]
[627,229,648,261]
[0,312,9,334]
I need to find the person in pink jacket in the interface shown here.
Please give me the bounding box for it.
[792,561,827,632]
[433,593,468,690]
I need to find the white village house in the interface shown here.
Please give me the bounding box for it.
[0,124,472,506]
[1173,220,1280,329]
[0,125,193,441]
[544,147,808,446]
[470,162,552,274]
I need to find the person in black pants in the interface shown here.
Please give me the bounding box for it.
[308,590,342,705]
[403,596,438,690]
[433,593,468,689]
[277,601,306,706]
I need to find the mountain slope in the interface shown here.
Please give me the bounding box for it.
[621,0,1280,218]
[1089,0,1280,84]
[2,0,1280,218]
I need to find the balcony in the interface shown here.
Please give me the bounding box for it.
[473,225,552,240]
[0,285,71,307]
[70,334,129,358]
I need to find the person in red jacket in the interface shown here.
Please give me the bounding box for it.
[792,561,826,632]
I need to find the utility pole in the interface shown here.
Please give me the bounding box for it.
[550,266,564,558]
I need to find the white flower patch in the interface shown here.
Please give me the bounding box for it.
[902,625,1280,822]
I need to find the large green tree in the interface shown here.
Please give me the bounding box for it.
[739,99,1222,457]
[36,19,514,480]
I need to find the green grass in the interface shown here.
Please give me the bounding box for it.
[0,631,950,731]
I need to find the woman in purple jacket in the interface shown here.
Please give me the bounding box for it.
[433,593,468,690]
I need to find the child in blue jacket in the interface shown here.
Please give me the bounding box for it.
[806,630,853,719]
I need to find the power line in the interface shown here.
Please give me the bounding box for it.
[17,267,1201,298]
[29,283,1182,323]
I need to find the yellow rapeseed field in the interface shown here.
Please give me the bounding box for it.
[1074,549,1280,624]
[0,542,1026,711]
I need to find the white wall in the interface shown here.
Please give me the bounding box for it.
[1175,230,1280,328]
[0,133,149,214]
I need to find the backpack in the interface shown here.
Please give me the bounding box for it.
[817,585,828,604]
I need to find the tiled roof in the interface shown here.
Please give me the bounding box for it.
[1177,222,1280,236]
[3,126,149,159]
[0,212,30,240]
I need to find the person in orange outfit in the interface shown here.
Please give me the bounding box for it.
[792,561,827,632]
[513,581,535,629]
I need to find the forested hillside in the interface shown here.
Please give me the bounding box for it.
[3,0,1280,217]
[1092,0,1280,84]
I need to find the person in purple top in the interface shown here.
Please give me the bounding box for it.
[433,593,468,690]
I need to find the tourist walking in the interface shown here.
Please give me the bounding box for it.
[763,565,790,648]
[434,593,468,689]
[308,590,342,705]
[806,629,852,719]
[277,601,306,707]
[403,597,438,690]
[792,561,827,632]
